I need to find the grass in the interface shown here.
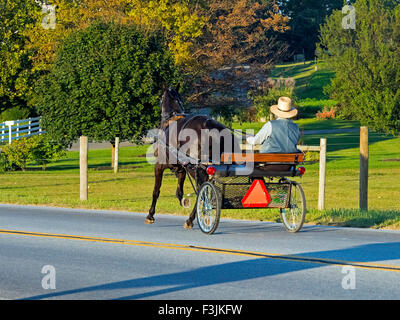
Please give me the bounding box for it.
[270,60,336,117]
[0,130,398,230]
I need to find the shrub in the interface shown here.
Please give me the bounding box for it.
[304,151,320,162]
[0,134,66,171]
[316,106,338,120]
[1,136,40,171]
[250,87,296,121]
[236,106,258,124]
[0,106,30,122]
[210,106,238,128]
[30,135,66,170]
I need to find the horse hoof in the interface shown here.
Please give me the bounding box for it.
[183,221,193,230]
[145,218,155,224]
[181,198,191,208]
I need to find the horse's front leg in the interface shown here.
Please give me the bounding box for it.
[146,164,165,224]
[184,206,196,230]
[176,169,186,206]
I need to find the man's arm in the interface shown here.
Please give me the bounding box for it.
[246,122,272,145]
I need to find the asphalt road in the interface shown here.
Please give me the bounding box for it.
[1,204,400,300]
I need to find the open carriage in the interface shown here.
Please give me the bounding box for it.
[194,152,307,235]
[150,86,307,234]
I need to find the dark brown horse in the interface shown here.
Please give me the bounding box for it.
[145,85,241,229]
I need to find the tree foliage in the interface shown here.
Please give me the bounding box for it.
[186,0,289,109]
[25,0,136,73]
[278,0,343,60]
[0,0,40,112]
[128,0,206,67]
[319,0,400,134]
[34,22,180,145]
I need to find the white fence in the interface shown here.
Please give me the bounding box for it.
[0,117,45,144]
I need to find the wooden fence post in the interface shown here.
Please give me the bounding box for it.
[360,126,369,211]
[80,136,88,201]
[114,137,119,174]
[318,138,327,210]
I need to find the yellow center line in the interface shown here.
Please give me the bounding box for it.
[1,228,400,273]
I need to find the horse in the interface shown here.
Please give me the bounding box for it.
[145,85,241,229]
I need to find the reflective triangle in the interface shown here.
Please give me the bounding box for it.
[241,179,271,208]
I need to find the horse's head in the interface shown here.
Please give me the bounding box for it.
[161,84,185,118]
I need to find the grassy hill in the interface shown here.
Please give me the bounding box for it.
[270,60,336,117]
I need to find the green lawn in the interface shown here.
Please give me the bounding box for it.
[270,60,336,117]
[0,127,398,230]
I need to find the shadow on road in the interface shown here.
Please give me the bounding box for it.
[22,241,400,300]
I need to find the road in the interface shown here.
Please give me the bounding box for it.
[0,204,400,300]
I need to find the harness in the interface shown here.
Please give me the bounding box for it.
[162,114,186,129]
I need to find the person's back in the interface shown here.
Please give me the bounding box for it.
[247,97,301,153]
[261,118,300,153]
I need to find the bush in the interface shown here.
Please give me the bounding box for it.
[250,87,296,121]
[304,151,320,162]
[1,136,39,171]
[210,106,238,128]
[236,106,258,123]
[0,134,66,171]
[30,135,66,170]
[0,106,30,122]
[316,105,338,120]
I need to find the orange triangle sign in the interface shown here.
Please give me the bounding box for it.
[241,179,271,208]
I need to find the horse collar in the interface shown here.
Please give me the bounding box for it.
[162,114,185,129]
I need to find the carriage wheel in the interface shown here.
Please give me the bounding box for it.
[196,182,221,235]
[280,182,306,233]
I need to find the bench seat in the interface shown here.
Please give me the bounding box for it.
[221,153,305,164]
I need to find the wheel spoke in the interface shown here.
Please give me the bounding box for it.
[196,183,221,234]
[280,183,306,233]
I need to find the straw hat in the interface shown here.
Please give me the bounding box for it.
[270,97,298,119]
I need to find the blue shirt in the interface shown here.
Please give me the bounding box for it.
[247,118,301,153]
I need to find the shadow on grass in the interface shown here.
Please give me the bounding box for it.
[271,61,315,79]
[296,69,335,101]
[38,158,149,172]
[301,131,395,153]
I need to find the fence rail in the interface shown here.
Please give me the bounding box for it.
[0,117,44,144]
[241,139,327,210]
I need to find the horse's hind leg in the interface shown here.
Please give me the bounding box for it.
[146,164,165,224]
[184,168,208,229]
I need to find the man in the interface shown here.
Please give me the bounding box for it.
[246,97,301,153]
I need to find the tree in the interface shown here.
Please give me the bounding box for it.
[25,0,136,74]
[319,0,400,134]
[278,0,344,60]
[34,22,180,150]
[0,0,41,114]
[185,0,289,111]
[127,0,206,68]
